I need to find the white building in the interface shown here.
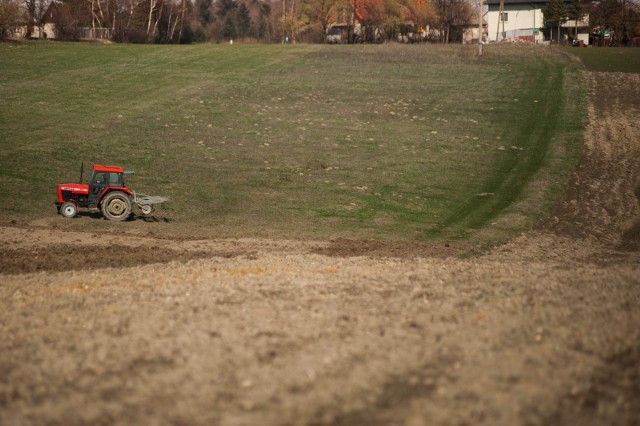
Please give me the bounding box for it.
[486,0,589,44]
[486,0,545,43]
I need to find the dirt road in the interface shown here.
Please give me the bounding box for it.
[1,71,639,426]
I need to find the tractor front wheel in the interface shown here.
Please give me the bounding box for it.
[101,192,132,221]
[60,201,78,218]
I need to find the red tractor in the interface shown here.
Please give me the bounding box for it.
[55,164,167,221]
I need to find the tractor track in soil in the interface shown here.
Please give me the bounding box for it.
[1,71,639,426]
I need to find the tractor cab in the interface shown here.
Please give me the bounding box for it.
[87,165,129,205]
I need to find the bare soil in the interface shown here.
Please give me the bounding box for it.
[1,71,639,426]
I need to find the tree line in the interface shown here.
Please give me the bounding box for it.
[1,0,639,44]
[0,0,474,43]
[543,0,639,45]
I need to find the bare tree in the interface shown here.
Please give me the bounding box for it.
[22,0,46,37]
[146,0,157,38]
[432,0,474,42]
[303,0,339,41]
[0,0,22,39]
[587,0,640,45]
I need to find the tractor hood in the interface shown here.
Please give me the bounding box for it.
[57,183,89,203]
[58,183,89,194]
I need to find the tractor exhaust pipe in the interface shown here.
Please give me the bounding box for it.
[79,162,84,183]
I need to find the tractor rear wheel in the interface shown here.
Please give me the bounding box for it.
[101,192,132,221]
[60,201,77,218]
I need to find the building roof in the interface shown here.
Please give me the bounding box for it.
[40,1,61,24]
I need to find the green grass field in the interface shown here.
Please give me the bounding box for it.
[0,43,588,247]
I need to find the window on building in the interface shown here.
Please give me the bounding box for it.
[501,12,509,22]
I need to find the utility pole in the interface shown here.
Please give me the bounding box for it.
[496,0,505,41]
[478,0,483,55]
[501,0,505,37]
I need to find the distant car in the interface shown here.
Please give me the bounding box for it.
[326,33,341,44]
[326,24,349,44]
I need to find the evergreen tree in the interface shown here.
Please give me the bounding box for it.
[223,14,237,38]
[257,2,271,40]
[236,3,252,38]
[197,0,214,25]
[218,0,237,19]
[567,0,582,39]
[542,0,568,43]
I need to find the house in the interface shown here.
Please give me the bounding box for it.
[458,18,488,44]
[486,0,589,44]
[12,1,110,40]
[11,1,60,39]
[38,1,60,39]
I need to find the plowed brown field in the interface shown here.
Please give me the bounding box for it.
[1,71,639,426]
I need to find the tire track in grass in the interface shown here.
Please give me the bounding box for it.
[431,61,565,239]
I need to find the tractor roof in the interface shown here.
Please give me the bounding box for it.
[93,164,125,173]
